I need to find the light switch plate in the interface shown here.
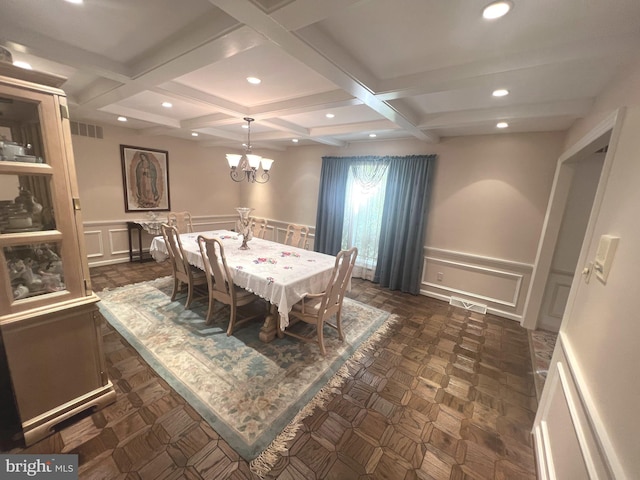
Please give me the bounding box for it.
[594,234,619,283]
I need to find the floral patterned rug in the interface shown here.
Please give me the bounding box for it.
[97,276,395,476]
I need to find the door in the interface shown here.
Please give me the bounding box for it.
[534,107,640,478]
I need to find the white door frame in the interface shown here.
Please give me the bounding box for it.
[521,109,623,330]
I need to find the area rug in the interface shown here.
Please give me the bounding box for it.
[97,276,396,476]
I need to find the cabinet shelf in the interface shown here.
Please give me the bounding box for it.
[0,162,52,175]
[0,65,115,447]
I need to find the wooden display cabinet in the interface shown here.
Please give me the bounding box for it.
[0,63,115,446]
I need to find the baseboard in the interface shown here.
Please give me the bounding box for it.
[88,258,131,268]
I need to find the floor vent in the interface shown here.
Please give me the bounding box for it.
[70,121,103,139]
[449,296,488,314]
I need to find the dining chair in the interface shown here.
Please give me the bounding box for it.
[161,223,207,308]
[284,223,309,249]
[251,218,268,239]
[280,247,358,355]
[168,211,194,233]
[197,235,266,335]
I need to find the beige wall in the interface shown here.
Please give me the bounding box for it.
[73,123,564,319]
[424,133,562,263]
[73,124,242,221]
[250,133,563,262]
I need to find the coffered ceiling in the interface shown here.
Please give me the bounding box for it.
[2,0,640,150]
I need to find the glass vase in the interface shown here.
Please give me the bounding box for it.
[235,207,254,249]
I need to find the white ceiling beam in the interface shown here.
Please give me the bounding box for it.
[129,11,239,77]
[295,24,379,91]
[310,120,398,137]
[155,83,247,118]
[2,32,130,83]
[195,126,247,141]
[207,0,439,143]
[248,90,361,118]
[376,33,640,100]
[72,78,124,107]
[419,99,594,129]
[182,113,242,130]
[73,25,265,112]
[199,139,288,151]
[257,118,310,137]
[270,0,368,31]
[175,89,361,130]
[98,105,181,129]
[304,136,348,147]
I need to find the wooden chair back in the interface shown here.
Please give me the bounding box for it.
[319,247,358,319]
[197,235,265,335]
[198,236,234,303]
[251,218,268,239]
[168,211,194,233]
[283,247,358,355]
[161,223,206,307]
[284,223,309,249]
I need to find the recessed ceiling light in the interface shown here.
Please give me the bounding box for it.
[117,116,127,122]
[246,77,261,85]
[191,132,198,137]
[242,124,249,129]
[65,0,84,4]
[482,1,513,19]
[325,113,335,119]
[492,89,509,97]
[291,139,299,143]
[13,61,32,70]
[369,133,377,138]
[161,101,172,108]
[496,122,509,128]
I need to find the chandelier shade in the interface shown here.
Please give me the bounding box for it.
[226,117,273,183]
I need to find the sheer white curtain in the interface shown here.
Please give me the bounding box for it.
[341,161,388,280]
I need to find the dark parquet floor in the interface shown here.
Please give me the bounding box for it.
[8,259,538,479]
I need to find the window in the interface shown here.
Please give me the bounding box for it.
[341,162,388,280]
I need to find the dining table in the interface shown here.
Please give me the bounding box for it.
[149,230,337,342]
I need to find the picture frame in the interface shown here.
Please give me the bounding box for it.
[120,145,171,212]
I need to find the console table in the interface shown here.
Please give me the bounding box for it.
[127,220,164,262]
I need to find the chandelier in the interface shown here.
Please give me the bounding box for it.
[226,117,274,183]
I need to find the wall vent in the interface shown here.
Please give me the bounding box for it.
[449,296,488,314]
[70,121,103,139]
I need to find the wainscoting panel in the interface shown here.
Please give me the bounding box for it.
[421,247,534,321]
[533,335,615,480]
[84,230,104,259]
[108,227,131,258]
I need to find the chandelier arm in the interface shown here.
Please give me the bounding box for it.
[229,169,245,182]
[254,171,270,184]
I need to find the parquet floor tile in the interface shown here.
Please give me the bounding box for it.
[6,260,540,479]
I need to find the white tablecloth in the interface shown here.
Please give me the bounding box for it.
[134,219,164,235]
[150,230,336,328]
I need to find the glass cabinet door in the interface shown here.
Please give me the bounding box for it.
[0,77,85,315]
